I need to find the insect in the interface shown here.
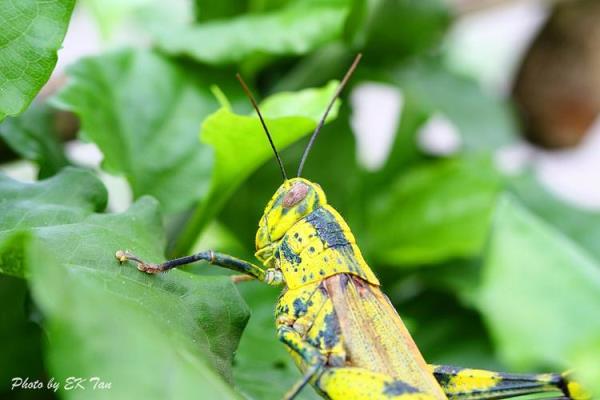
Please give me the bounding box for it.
[116,55,588,400]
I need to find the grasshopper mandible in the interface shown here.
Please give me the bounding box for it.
[116,55,587,400]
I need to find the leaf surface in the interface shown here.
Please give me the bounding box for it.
[52,49,217,213]
[0,168,249,398]
[478,196,600,372]
[0,0,75,120]
[152,2,349,64]
[367,157,502,265]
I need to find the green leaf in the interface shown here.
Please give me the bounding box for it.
[204,80,340,195]
[0,274,46,394]
[0,0,75,121]
[151,2,350,65]
[52,49,218,213]
[80,0,191,41]
[174,80,341,255]
[477,196,600,370]
[509,172,600,262]
[394,285,502,370]
[194,0,249,21]
[0,168,107,278]
[345,0,450,61]
[0,168,249,397]
[569,336,600,398]
[194,0,296,21]
[367,157,502,265]
[0,103,69,178]
[28,242,242,400]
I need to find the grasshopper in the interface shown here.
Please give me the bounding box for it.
[116,55,588,400]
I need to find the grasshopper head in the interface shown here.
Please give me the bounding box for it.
[255,178,326,264]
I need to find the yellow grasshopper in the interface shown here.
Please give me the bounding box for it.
[116,55,588,400]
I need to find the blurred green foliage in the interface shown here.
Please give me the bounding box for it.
[0,104,69,178]
[0,0,599,399]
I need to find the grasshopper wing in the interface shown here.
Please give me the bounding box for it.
[324,273,446,399]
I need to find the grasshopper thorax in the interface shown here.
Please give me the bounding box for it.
[255,178,326,266]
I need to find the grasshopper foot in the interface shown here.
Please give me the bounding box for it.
[230,274,255,284]
[115,250,161,274]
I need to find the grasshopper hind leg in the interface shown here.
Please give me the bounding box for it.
[316,367,438,400]
[430,365,589,400]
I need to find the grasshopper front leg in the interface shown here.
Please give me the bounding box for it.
[115,249,283,285]
[277,325,327,400]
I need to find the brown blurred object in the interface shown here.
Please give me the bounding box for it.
[453,0,533,15]
[39,73,80,143]
[451,0,559,15]
[513,0,600,149]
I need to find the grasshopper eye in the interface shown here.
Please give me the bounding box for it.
[283,182,308,208]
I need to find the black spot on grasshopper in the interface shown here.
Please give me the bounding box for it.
[293,298,308,318]
[280,238,301,265]
[305,208,350,249]
[383,380,419,396]
[318,282,328,295]
[319,312,340,348]
[307,336,320,348]
[277,303,290,316]
[432,365,463,387]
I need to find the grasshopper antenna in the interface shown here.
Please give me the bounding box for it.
[297,53,362,177]
[236,73,288,181]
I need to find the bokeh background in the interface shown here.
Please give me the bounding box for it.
[1,0,599,399]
